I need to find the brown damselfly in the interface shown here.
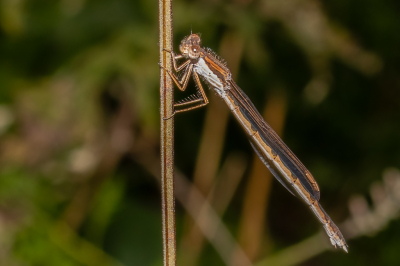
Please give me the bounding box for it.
[162,33,348,252]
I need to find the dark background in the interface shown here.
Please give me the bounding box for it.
[1,0,400,265]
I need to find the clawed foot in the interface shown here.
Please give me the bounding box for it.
[163,112,175,120]
[159,63,173,77]
[163,48,172,54]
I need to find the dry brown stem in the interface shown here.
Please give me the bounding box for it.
[159,0,176,265]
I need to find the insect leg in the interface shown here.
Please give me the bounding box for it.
[163,48,189,72]
[172,71,209,115]
[164,63,193,92]
[161,51,209,119]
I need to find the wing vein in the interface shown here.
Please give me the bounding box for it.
[227,80,321,200]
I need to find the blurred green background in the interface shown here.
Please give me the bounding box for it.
[1,0,400,265]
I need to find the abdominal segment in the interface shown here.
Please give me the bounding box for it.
[221,88,348,250]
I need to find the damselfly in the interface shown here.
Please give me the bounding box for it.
[162,33,348,252]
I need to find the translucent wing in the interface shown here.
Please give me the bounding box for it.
[228,80,321,200]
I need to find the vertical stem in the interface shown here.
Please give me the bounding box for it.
[159,0,176,265]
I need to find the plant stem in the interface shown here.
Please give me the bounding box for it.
[159,0,176,265]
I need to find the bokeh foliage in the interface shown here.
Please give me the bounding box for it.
[0,0,400,265]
